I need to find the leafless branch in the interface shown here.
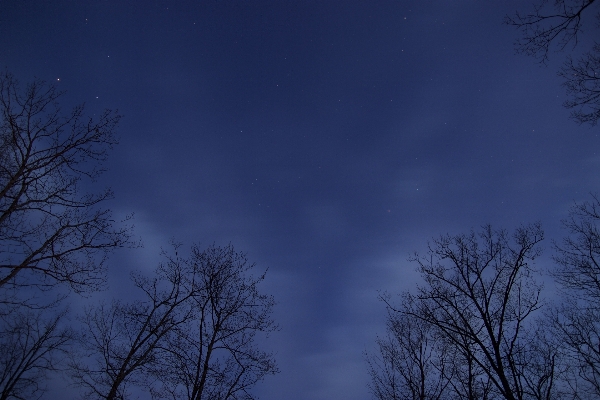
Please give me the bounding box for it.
[69,243,278,400]
[0,71,134,296]
[505,0,598,63]
[505,0,600,126]
[370,224,556,400]
[552,193,600,397]
[0,306,73,400]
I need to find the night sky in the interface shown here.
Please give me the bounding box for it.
[2,1,599,399]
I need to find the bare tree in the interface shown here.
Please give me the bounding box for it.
[553,194,600,302]
[70,243,278,400]
[0,71,132,296]
[505,0,600,126]
[559,43,600,126]
[366,293,451,400]
[443,328,495,400]
[370,224,558,400]
[552,194,600,398]
[70,249,193,400]
[413,224,553,400]
[0,307,73,400]
[151,244,278,400]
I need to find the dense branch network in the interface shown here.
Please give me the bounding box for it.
[0,308,73,400]
[368,224,557,400]
[0,71,132,295]
[506,0,600,125]
[70,244,278,400]
[552,195,600,397]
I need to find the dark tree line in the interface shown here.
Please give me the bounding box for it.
[506,0,600,126]
[0,72,278,400]
[367,196,600,400]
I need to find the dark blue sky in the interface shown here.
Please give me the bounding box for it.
[2,1,599,399]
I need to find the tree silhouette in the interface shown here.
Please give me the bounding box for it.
[150,244,278,400]
[366,293,451,400]
[506,0,600,126]
[552,194,600,398]
[71,243,278,400]
[0,307,72,400]
[0,71,132,297]
[369,224,557,400]
[70,253,193,400]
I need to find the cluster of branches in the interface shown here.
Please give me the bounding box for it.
[70,243,278,400]
[0,71,132,297]
[506,0,600,126]
[0,308,74,400]
[368,196,600,399]
[0,72,279,400]
[0,240,279,400]
[368,224,556,400]
[550,194,600,398]
[0,71,134,400]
